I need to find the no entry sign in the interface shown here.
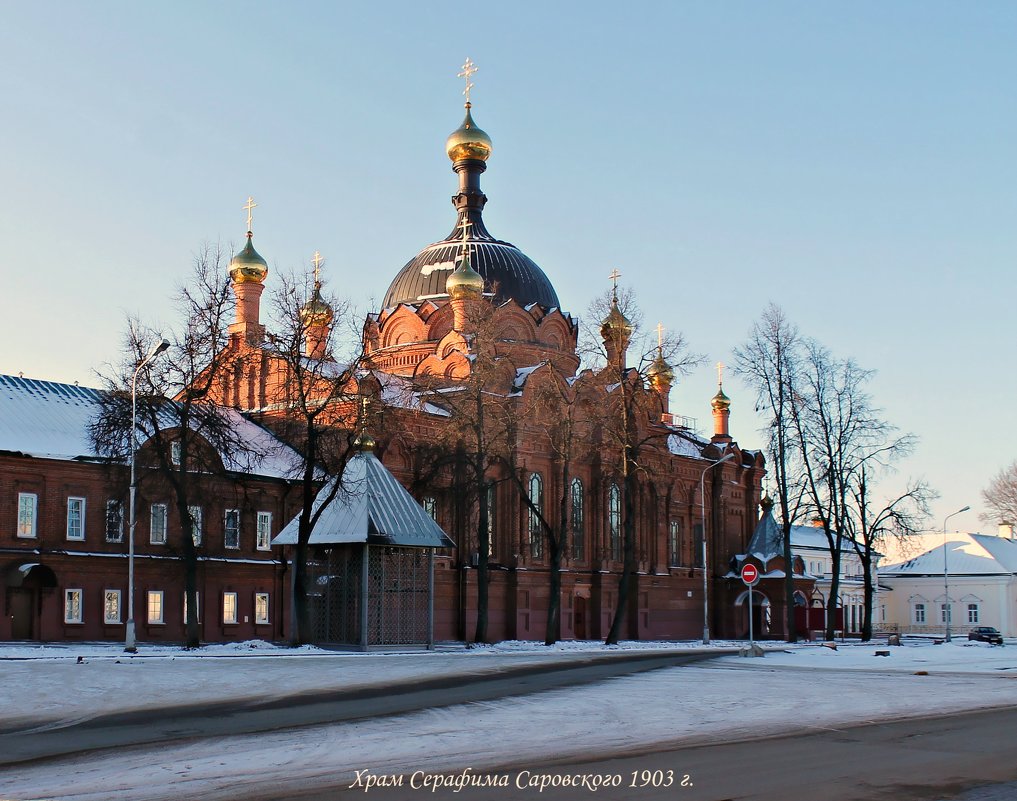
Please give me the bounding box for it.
[741,563,760,586]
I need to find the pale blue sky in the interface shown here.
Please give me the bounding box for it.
[1,2,1013,532]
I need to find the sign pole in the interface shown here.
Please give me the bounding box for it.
[748,582,754,645]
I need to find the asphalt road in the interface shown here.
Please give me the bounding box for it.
[274,706,1017,801]
[0,650,729,767]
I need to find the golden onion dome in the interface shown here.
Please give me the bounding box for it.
[647,351,675,386]
[299,282,334,326]
[228,233,269,284]
[353,428,376,452]
[446,251,485,299]
[446,104,493,162]
[712,384,731,411]
[600,299,634,342]
[760,493,774,512]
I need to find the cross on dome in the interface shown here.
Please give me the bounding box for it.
[458,58,478,105]
[243,196,257,233]
[716,361,725,386]
[312,250,324,283]
[656,322,665,349]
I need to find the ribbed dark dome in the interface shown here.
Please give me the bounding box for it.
[382,224,560,310]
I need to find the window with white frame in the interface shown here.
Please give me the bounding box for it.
[17,493,37,538]
[570,478,584,561]
[485,484,496,558]
[941,603,951,624]
[528,473,544,559]
[66,497,86,541]
[224,509,240,549]
[104,590,122,624]
[64,589,83,624]
[106,499,124,543]
[150,503,168,544]
[254,592,270,624]
[668,520,681,567]
[223,592,238,624]
[188,506,203,546]
[914,603,926,624]
[968,603,979,624]
[608,484,622,561]
[147,590,164,624]
[256,511,272,550]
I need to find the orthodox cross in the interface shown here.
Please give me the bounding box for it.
[458,216,473,257]
[609,268,622,301]
[656,323,665,348]
[716,361,725,386]
[243,196,257,232]
[458,58,478,104]
[311,251,323,284]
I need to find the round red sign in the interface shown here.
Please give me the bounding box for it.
[741,563,760,585]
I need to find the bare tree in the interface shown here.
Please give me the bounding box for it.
[733,303,805,642]
[982,461,1017,526]
[91,245,262,648]
[581,287,701,645]
[262,269,365,646]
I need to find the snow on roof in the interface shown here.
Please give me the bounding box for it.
[273,450,454,548]
[667,432,706,459]
[881,532,1017,576]
[0,373,300,480]
[512,363,546,392]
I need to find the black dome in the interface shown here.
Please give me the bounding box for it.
[382,228,560,310]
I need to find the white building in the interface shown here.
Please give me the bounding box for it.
[879,527,1017,638]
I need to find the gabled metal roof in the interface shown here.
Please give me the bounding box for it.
[272,450,455,548]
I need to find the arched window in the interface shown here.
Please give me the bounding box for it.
[608,484,622,561]
[485,484,496,557]
[422,496,437,521]
[571,478,584,561]
[668,520,681,567]
[528,473,544,559]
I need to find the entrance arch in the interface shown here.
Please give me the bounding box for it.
[4,561,58,640]
[734,588,771,639]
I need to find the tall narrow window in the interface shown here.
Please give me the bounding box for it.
[570,478,584,561]
[254,593,270,624]
[914,603,926,624]
[66,497,86,541]
[256,511,272,551]
[183,592,200,624]
[668,520,681,567]
[967,603,979,624]
[224,509,240,549]
[485,484,496,558]
[64,589,83,624]
[17,493,37,538]
[104,590,122,624]
[106,499,124,543]
[528,473,544,559]
[941,603,951,624]
[188,506,203,546]
[609,484,622,561]
[422,496,437,521]
[171,441,182,466]
[147,590,164,624]
[223,592,238,625]
[150,504,168,544]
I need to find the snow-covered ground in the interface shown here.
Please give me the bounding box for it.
[1,638,1015,801]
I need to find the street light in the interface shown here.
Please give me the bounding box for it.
[942,505,970,643]
[700,452,735,645]
[125,338,170,653]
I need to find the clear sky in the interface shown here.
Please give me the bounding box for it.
[1,2,1013,535]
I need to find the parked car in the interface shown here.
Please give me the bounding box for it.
[968,626,1004,645]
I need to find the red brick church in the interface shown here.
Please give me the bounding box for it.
[1,77,798,645]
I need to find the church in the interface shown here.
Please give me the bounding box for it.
[212,63,778,645]
[1,67,805,645]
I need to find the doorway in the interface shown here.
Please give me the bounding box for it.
[9,589,35,639]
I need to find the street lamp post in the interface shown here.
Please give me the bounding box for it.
[942,505,971,643]
[125,338,170,653]
[700,452,735,645]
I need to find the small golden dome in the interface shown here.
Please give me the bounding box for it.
[446,104,493,162]
[446,251,485,299]
[760,493,774,512]
[712,384,731,411]
[229,233,269,284]
[353,428,376,452]
[299,282,334,326]
[647,351,675,386]
[600,299,633,342]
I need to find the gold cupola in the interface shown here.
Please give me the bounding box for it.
[600,297,633,343]
[299,281,334,326]
[446,249,485,299]
[446,104,493,163]
[229,233,269,284]
[711,384,731,411]
[647,350,675,387]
